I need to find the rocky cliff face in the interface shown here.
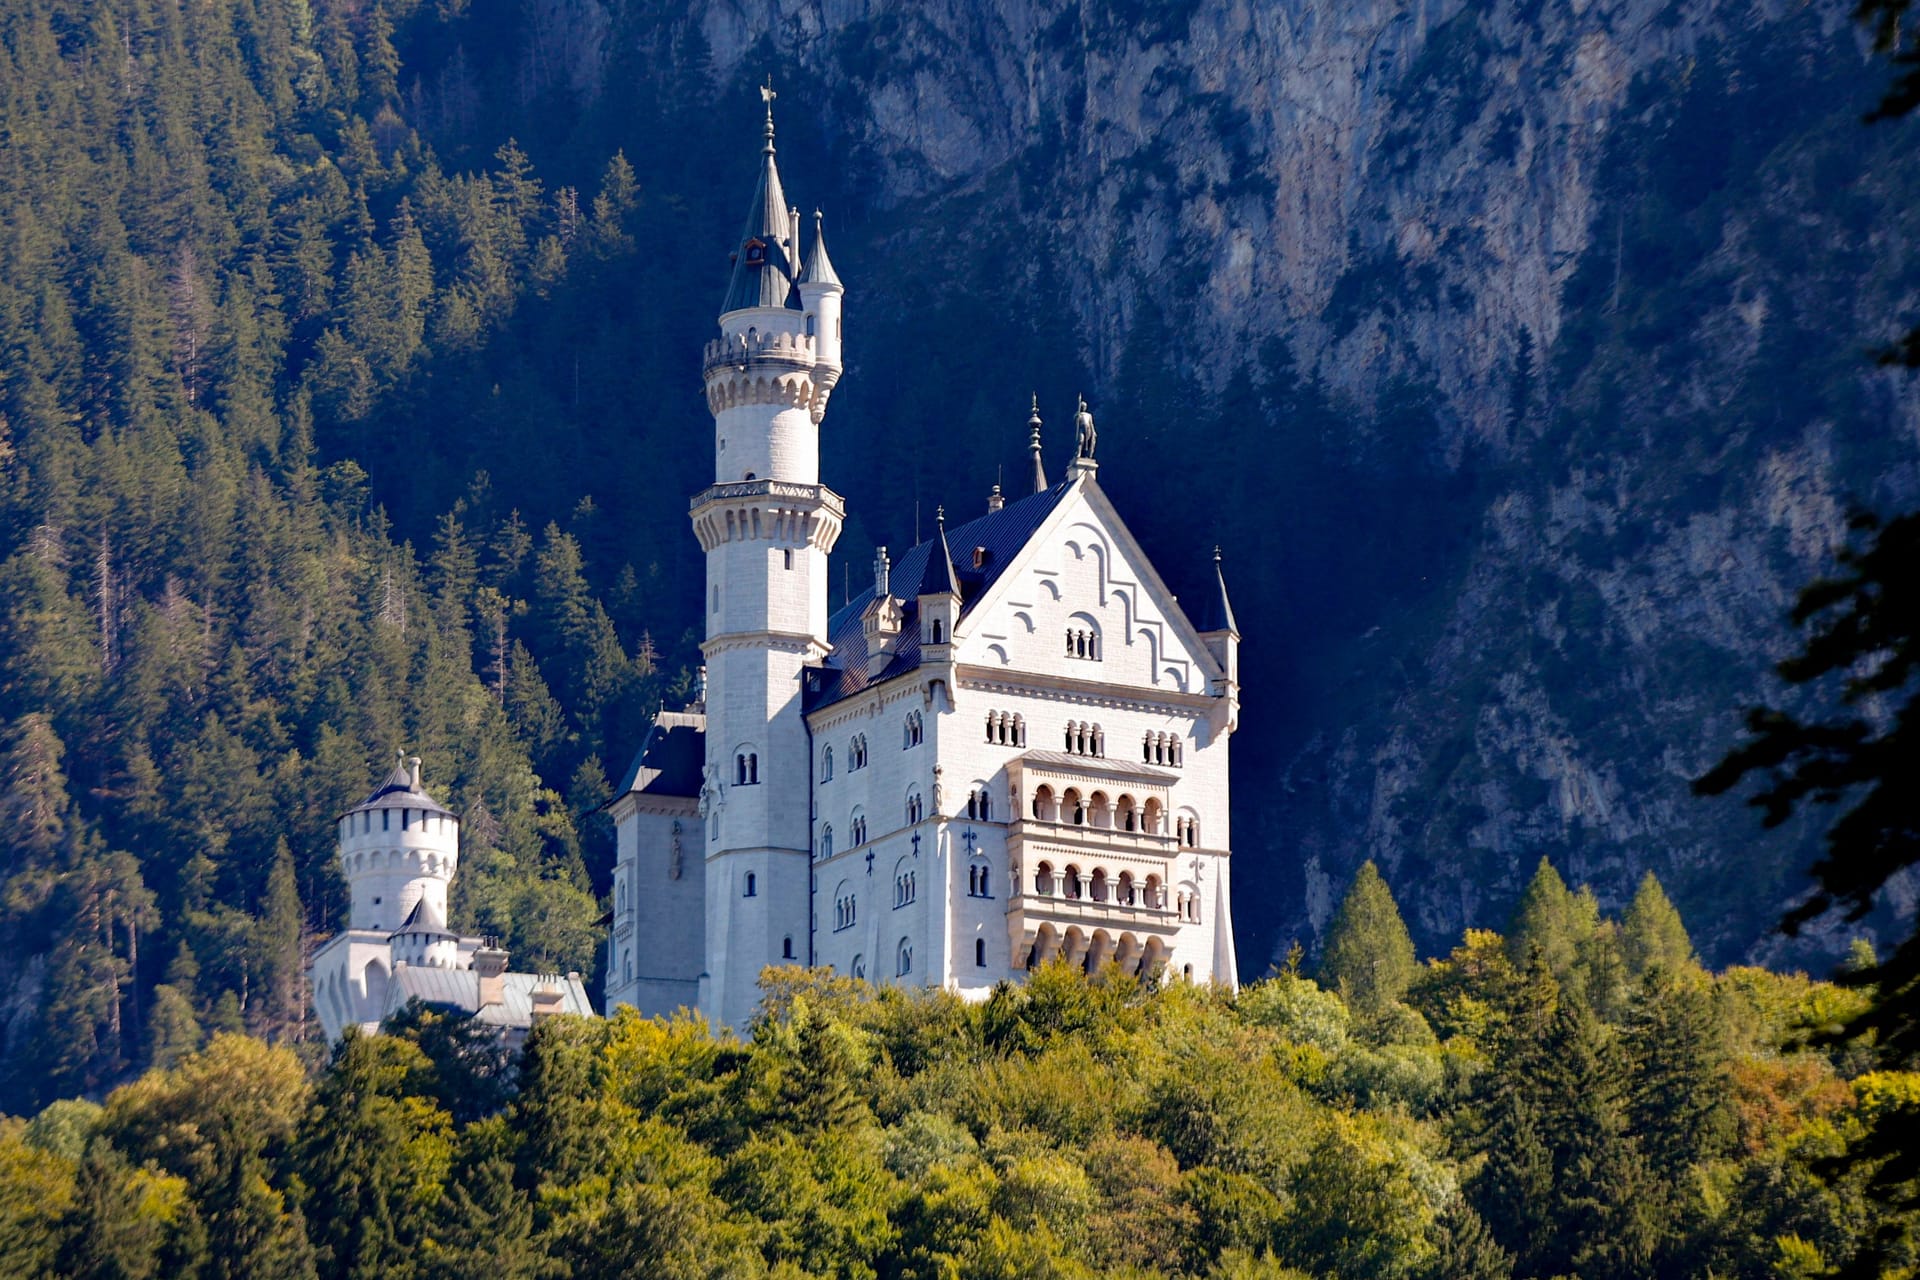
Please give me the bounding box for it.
[496,0,1920,968]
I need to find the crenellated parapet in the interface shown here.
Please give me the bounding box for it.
[702,330,842,423]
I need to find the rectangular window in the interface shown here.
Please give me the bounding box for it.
[381,809,389,831]
[784,549,794,570]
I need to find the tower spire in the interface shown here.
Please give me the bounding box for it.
[1028,395,1046,493]
[723,84,800,314]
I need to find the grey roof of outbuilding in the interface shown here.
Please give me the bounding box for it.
[343,762,455,817]
[382,966,596,1027]
[615,710,706,800]
[720,146,801,314]
[805,481,1072,711]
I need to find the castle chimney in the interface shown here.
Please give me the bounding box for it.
[530,977,565,1021]
[473,939,509,1009]
[407,755,422,790]
[873,546,890,598]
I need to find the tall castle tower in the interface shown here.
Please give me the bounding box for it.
[691,87,846,1029]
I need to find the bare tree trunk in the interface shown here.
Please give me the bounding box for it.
[95,530,115,673]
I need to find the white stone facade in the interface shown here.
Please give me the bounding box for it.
[604,110,1241,1031]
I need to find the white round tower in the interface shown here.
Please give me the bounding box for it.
[336,753,461,935]
[691,91,848,1030]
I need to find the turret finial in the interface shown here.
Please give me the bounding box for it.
[760,76,777,153]
[1028,396,1047,493]
[935,504,946,528]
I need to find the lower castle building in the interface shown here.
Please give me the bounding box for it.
[308,755,593,1043]
[603,96,1240,1031]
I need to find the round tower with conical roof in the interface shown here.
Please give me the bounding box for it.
[337,753,461,935]
[689,88,847,1030]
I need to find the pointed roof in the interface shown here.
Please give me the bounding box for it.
[917,508,963,598]
[799,210,842,289]
[720,106,801,314]
[1198,547,1238,635]
[392,895,455,941]
[614,708,706,801]
[343,758,455,818]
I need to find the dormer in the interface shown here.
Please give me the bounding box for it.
[863,547,905,678]
[917,511,962,655]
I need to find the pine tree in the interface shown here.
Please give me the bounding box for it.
[249,840,306,1042]
[1621,871,1697,978]
[1318,861,1419,1021]
[299,1032,448,1280]
[420,1159,558,1280]
[1507,857,1604,1001]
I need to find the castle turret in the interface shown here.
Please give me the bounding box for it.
[692,89,848,1030]
[338,753,460,933]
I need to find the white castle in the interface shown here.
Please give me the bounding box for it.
[604,95,1241,1032]
[308,754,594,1041]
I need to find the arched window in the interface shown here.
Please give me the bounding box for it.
[806,313,816,337]
[1064,865,1083,899]
[904,711,923,748]
[894,861,916,908]
[851,954,865,979]
[851,810,868,845]
[744,872,757,897]
[897,938,913,976]
[1118,794,1137,832]
[1036,861,1056,896]
[1118,871,1136,905]
[968,861,991,898]
[975,938,987,967]
[850,735,868,770]
[967,787,992,821]
[907,792,924,824]
[783,935,795,959]
[931,619,944,644]
[1090,867,1109,902]
[1063,788,1085,826]
[1032,784,1055,822]
[1145,874,1163,910]
[1089,791,1111,829]
[820,825,834,859]
[822,747,834,781]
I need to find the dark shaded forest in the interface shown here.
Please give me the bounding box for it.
[3,862,1914,1279]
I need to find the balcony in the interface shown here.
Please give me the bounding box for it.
[689,479,845,514]
[1004,815,1180,861]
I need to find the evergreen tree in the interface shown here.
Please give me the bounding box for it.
[1620,871,1697,978]
[419,1159,558,1280]
[250,840,306,1042]
[1317,860,1419,1021]
[299,1032,449,1280]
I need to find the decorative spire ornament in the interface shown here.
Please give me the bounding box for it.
[1028,395,1047,493]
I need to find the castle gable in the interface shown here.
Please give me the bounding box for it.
[953,481,1222,694]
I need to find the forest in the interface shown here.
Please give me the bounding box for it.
[2,856,1914,1280]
